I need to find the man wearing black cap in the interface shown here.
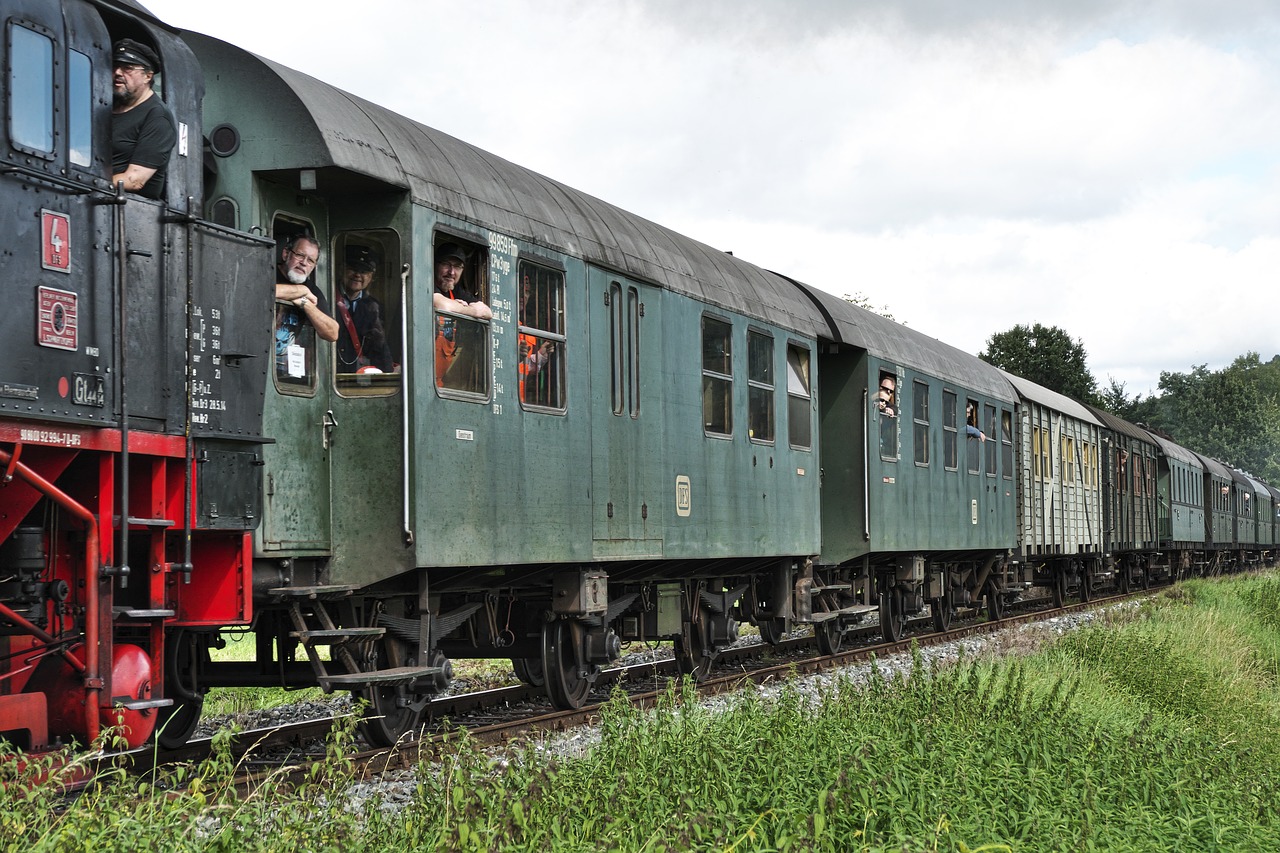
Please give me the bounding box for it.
[110,39,177,199]
[432,241,492,386]
[336,245,394,373]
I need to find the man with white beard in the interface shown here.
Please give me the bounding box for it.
[275,234,338,342]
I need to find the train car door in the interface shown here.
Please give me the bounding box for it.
[587,268,665,557]
[324,226,411,588]
[259,211,333,552]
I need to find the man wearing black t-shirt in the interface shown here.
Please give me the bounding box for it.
[110,39,176,200]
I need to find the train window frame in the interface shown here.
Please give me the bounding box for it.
[912,379,929,467]
[433,235,491,400]
[701,315,733,438]
[785,343,812,451]
[271,216,323,397]
[518,259,567,413]
[9,21,56,159]
[747,329,775,444]
[942,389,958,470]
[333,229,403,398]
[984,404,997,477]
[878,369,898,462]
[1000,410,1013,480]
[68,48,91,167]
[966,398,981,475]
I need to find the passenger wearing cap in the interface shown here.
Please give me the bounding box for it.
[336,246,395,373]
[110,39,177,200]
[433,242,491,386]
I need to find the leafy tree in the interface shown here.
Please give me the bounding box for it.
[842,292,896,322]
[979,323,1100,405]
[1099,377,1158,424]
[1154,354,1280,483]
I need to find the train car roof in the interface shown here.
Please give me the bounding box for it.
[1192,451,1233,481]
[183,32,829,337]
[1083,404,1155,446]
[1000,371,1102,425]
[791,282,1016,399]
[1146,432,1203,469]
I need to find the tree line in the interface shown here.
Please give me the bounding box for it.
[979,323,1280,486]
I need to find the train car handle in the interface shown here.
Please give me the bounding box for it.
[323,410,338,449]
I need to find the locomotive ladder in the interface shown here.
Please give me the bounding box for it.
[269,586,444,691]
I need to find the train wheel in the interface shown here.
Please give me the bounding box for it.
[814,619,844,655]
[512,657,546,688]
[758,620,784,646]
[359,641,430,748]
[675,615,715,680]
[931,595,952,632]
[1051,570,1066,609]
[1079,567,1093,603]
[879,590,904,642]
[156,629,208,749]
[985,580,1005,621]
[542,620,593,709]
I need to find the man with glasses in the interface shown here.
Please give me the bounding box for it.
[275,235,338,342]
[274,235,338,382]
[110,39,176,200]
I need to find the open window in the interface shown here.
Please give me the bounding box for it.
[786,344,811,450]
[518,260,566,410]
[272,216,321,395]
[433,235,490,397]
[333,230,401,397]
[965,398,981,474]
[942,389,958,470]
[877,370,898,460]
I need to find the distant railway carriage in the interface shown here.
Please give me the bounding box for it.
[1,0,1275,755]
[1003,373,1106,602]
[1085,404,1160,590]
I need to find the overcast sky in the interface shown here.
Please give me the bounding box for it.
[144,0,1280,396]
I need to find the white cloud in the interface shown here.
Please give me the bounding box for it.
[146,0,1280,396]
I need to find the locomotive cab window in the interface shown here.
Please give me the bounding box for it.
[747,330,774,443]
[702,316,733,436]
[334,230,402,397]
[519,261,566,411]
[9,24,54,156]
[434,237,491,397]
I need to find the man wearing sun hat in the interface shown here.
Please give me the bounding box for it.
[110,38,176,199]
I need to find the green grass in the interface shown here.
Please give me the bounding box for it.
[5,573,1280,851]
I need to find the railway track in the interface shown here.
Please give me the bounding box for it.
[109,587,1146,793]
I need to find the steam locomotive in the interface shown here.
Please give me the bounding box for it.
[1,0,1272,752]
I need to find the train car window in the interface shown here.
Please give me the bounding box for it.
[878,370,898,460]
[912,380,929,465]
[984,404,998,476]
[747,331,774,443]
[1001,411,1013,479]
[1041,423,1053,480]
[334,231,402,397]
[942,390,958,470]
[966,398,981,474]
[1061,435,1076,484]
[702,316,732,436]
[627,287,641,418]
[518,261,566,411]
[786,344,811,450]
[1032,427,1043,480]
[434,238,490,397]
[69,49,91,167]
[9,25,54,155]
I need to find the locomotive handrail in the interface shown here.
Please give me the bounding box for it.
[0,447,103,743]
[0,162,97,195]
